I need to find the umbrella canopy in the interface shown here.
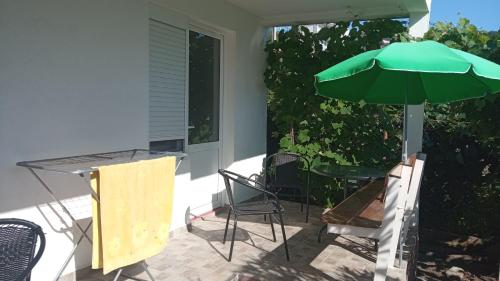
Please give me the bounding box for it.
[314,40,500,160]
[314,40,500,104]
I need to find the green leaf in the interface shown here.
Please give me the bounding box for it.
[332,122,343,129]
[297,129,311,143]
[279,135,292,148]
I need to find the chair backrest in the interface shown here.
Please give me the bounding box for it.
[218,169,265,209]
[0,218,45,281]
[265,152,309,187]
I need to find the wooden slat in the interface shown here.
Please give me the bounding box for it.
[321,179,385,228]
[388,164,403,178]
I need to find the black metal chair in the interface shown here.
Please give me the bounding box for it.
[218,169,290,262]
[0,219,45,281]
[264,152,311,222]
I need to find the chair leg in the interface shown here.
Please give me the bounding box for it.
[306,170,310,223]
[264,214,266,222]
[269,214,276,242]
[278,211,290,261]
[317,225,326,243]
[223,209,231,244]
[305,190,310,223]
[300,189,304,213]
[228,215,238,262]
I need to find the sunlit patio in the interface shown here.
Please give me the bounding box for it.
[74,201,412,281]
[3,1,500,280]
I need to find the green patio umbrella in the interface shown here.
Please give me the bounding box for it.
[314,40,500,161]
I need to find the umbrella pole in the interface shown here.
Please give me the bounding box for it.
[402,104,409,163]
[402,73,409,164]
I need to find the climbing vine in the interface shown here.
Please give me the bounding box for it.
[264,19,407,207]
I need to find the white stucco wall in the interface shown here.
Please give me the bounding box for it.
[0,0,267,279]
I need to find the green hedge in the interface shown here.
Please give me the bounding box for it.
[421,19,500,237]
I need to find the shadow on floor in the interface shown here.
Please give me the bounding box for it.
[75,200,406,281]
[193,201,401,281]
[416,228,499,281]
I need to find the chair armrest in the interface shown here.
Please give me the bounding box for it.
[20,226,45,280]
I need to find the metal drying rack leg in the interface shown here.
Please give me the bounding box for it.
[112,261,156,281]
[28,168,158,281]
[28,168,96,281]
[113,269,124,281]
[24,151,185,281]
[29,168,93,244]
[142,261,156,281]
[54,222,92,281]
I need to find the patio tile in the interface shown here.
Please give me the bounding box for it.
[74,200,408,281]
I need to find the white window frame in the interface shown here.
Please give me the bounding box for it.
[148,4,226,158]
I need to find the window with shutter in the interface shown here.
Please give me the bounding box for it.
[148,19,187,152]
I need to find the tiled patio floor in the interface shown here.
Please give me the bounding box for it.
[76,201,406,281]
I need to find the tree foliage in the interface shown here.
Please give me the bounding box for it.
[265,20,408,207]
[265,18,500,236]
[421,19,500,236]
[424,18,491,56]
[265,20,406,169]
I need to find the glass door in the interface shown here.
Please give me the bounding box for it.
[188,31,220,145]
[186,29,222,214]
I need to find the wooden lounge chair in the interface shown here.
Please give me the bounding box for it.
[320,162,413,281]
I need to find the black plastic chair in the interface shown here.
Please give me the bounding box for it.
[0,219,45,281]
[264,152,311,222]
[218,169,290,262]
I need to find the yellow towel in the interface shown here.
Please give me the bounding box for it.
[90,156,175,274]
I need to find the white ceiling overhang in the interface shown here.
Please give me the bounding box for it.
[226,0,431,26]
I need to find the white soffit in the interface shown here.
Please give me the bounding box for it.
[226,0,430,26]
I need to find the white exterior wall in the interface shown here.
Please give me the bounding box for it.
[0,0,267,279]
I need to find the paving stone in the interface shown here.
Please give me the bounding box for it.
[74,201,408,281]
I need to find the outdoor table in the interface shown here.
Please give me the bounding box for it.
[311,164,385,199]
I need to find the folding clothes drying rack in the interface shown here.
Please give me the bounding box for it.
[17,149,187,281]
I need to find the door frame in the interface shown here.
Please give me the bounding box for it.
[185,22,225,210]
[148,4,228,211]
